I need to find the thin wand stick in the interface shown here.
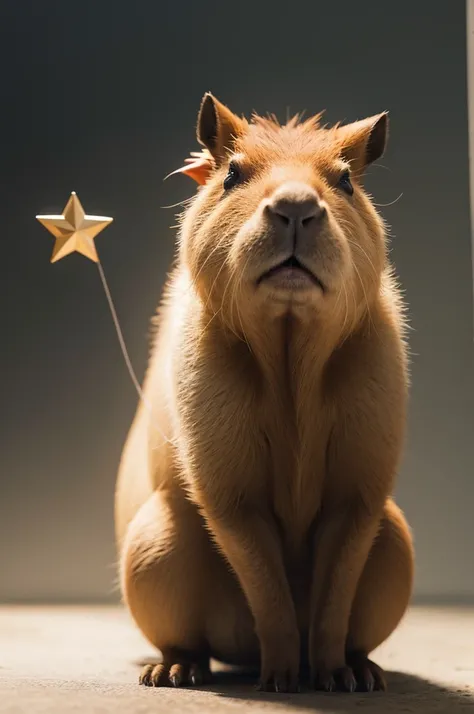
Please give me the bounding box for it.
[95,255,171,445]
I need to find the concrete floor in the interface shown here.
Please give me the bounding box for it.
[0,606,473,713]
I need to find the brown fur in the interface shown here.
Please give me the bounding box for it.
[115,93,414,693]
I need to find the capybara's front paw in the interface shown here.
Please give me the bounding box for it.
[311,664,357,693]
[257,630,300,693]
[346,651,387,692]
[310,654,386,693]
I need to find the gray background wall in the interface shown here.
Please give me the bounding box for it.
[1,0,473,602]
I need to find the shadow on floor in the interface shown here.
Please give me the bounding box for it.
[135,660,474,713]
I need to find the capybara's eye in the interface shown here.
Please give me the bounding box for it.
[223,162,242,191]
[337,170,354,196]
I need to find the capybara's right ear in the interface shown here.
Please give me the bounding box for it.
[197,93,246,164]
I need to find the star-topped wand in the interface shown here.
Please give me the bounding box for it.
[35,191,172,443]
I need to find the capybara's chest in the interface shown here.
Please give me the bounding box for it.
[262,404,334,551]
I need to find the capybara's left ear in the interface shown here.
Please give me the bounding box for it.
[337,112,389,174]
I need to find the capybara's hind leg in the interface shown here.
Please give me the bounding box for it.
[345,499,414,692]
[120,490,213,687]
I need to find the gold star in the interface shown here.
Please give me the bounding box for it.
[36,192,113,263]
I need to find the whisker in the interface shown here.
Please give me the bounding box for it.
[339,268,350,340]
[161,196,195,210]
[233,252,254,354]
[193,227,232,296]
[373,192,403,208]
[366,163,392,174]
[203,247,232,317]
[346,237,378,281]
[221,257,244,342]
[196,306,222,345]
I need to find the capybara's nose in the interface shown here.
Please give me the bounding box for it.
[265,182,326,232]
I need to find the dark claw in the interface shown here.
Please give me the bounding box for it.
[320,675,335,692]
[341,669,357,693]
[139,664,155,686]
[366,677,374,693]
[354,666,374,692]
[257,675,297,693]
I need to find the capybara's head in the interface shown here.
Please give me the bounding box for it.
[179,93,388,335]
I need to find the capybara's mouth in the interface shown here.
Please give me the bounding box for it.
[258,255,324,291]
